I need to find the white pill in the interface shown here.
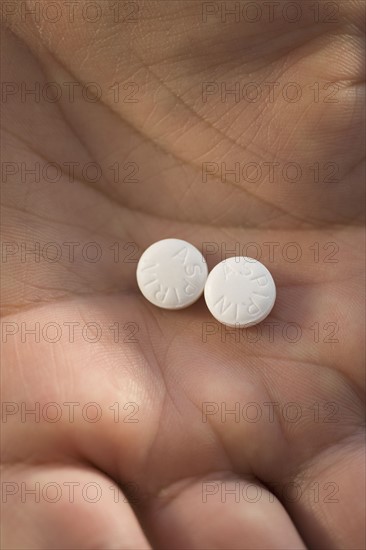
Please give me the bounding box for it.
[204,257,276,328]
[136,239,208,309]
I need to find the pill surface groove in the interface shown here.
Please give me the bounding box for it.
[137,239,208,309]
[204,257,276,328]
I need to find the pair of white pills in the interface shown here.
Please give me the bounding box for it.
[136,239,276,328]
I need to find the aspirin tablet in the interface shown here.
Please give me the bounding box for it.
[136,239,208,309]
[204,257,276,328]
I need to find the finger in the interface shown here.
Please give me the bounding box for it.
[1,462,151,550]
[142,472,306,549]
[280,436,365,549]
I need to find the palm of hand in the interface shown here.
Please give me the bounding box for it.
[2,2,365,548]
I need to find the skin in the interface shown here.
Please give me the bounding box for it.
[1,1,365,548]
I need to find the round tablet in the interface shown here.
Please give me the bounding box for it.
[204,257,276,328]
[136,239,208,309]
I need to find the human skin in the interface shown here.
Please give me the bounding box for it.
[1,0,365,548]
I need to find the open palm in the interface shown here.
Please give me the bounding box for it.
[2,1,365,548]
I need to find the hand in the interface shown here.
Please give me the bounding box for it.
[2,1,365,548]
